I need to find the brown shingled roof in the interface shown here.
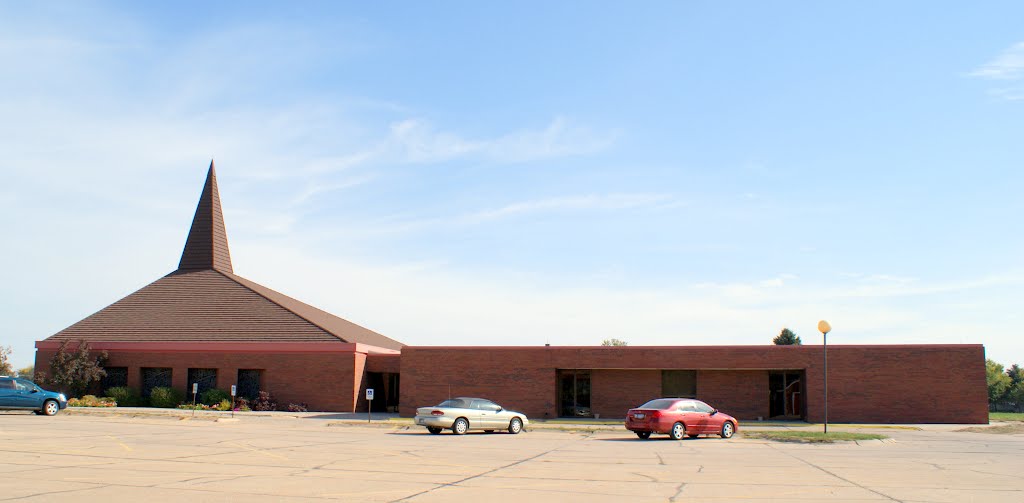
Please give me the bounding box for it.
[44,162,403,351]
[47,269,403,349]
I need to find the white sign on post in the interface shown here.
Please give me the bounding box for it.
[230,385,237,396]
[366,388,374,423]
[192,383,198,394]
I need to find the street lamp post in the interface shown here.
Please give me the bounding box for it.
[818,320,832,434]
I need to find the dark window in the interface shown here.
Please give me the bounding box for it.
[187,369,217,396]
[141,368,172,397]
[0,378,13,389]
[438,398,471,408]
[472,400,500,411]
[236,369,261,399]
[639,398,679,410]
[662,370,697,398]
[558,369,592,417]
[102,367,128,391]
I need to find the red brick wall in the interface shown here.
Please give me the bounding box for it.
[591,370,660,418]
[802,346,989,424]
[698,370,768,420]
[37,343,988,423]
[399,345,987,424]
[35,349,362,412]
[366,354,401,373]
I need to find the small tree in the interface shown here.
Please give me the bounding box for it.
[986,359,1011,408]
[601,338,628,347]
[773,328,802,345]
[0,346,12,375]
[17,365,34,378]
[47,340,108,398]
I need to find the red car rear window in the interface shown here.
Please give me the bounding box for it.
[638,399,678,409]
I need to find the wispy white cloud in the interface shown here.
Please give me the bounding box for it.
[970,42,1024,80]
[381,116,618,165]
[231,245,1024,367]
[465,193,674,223]
[969,42,1024,101]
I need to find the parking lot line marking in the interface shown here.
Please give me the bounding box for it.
[107,435,133,452]
[226,441,290,461]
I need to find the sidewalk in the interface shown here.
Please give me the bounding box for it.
[61,406,994,432]
[60,406,925,432]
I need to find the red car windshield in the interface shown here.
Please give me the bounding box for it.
[637,399,679,409]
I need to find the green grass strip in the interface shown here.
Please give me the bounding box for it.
[989,412,1024,422]
[742,431,887,443]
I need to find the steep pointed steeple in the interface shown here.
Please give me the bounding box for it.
[177,161,233,273]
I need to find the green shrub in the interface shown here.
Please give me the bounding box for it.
[148,387,185,408]
[105,386,140,407]
[200,388,231,406]
[216,399,232,411]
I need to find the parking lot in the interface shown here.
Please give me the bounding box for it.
[1,411,1022,502]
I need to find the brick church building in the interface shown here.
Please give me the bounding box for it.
[35,164,989,423]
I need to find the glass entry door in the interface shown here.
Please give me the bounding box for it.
[769,370,804,419]
[558,369,592,417]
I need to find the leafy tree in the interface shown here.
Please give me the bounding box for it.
[47,340,108,398]
[986,359,1011,406]
[0,346,12,375]
[601,338,628,347]
[17,365,34,378]
[773,328,802,345]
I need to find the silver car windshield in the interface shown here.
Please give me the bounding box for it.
[437,398,471,408]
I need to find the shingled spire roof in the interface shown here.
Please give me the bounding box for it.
[177,161,233,273]
[44,162,404,351]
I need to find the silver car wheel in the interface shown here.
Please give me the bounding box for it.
[43,400,59,416]
[670,422,685,440]
[453,417,469,435]
[721,422,734,439]
[508,417,523,434]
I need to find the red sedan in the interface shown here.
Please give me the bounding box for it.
[625,398,738,440]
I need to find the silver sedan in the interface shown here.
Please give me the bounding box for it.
[414,397,529,435]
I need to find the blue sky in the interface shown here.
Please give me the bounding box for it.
[2,1,1022,369]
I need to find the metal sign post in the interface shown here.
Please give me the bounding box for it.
[366,388,374,423]
[230,385,237,418]
[191,382,199,417]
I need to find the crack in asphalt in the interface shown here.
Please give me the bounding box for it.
[389,439,580,502]
[766,443,904,502]
[669,482,687,501]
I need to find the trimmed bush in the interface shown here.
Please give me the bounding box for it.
[287,403,308,412]
[250,391,277,411]
[68,395,116,407]
[200,388,231,406]
[149,387,185,408]
[105,386,140,407]
[216,399,232,411]
[177,403,214,410]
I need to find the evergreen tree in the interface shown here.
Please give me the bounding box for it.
[772,328,802,345]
